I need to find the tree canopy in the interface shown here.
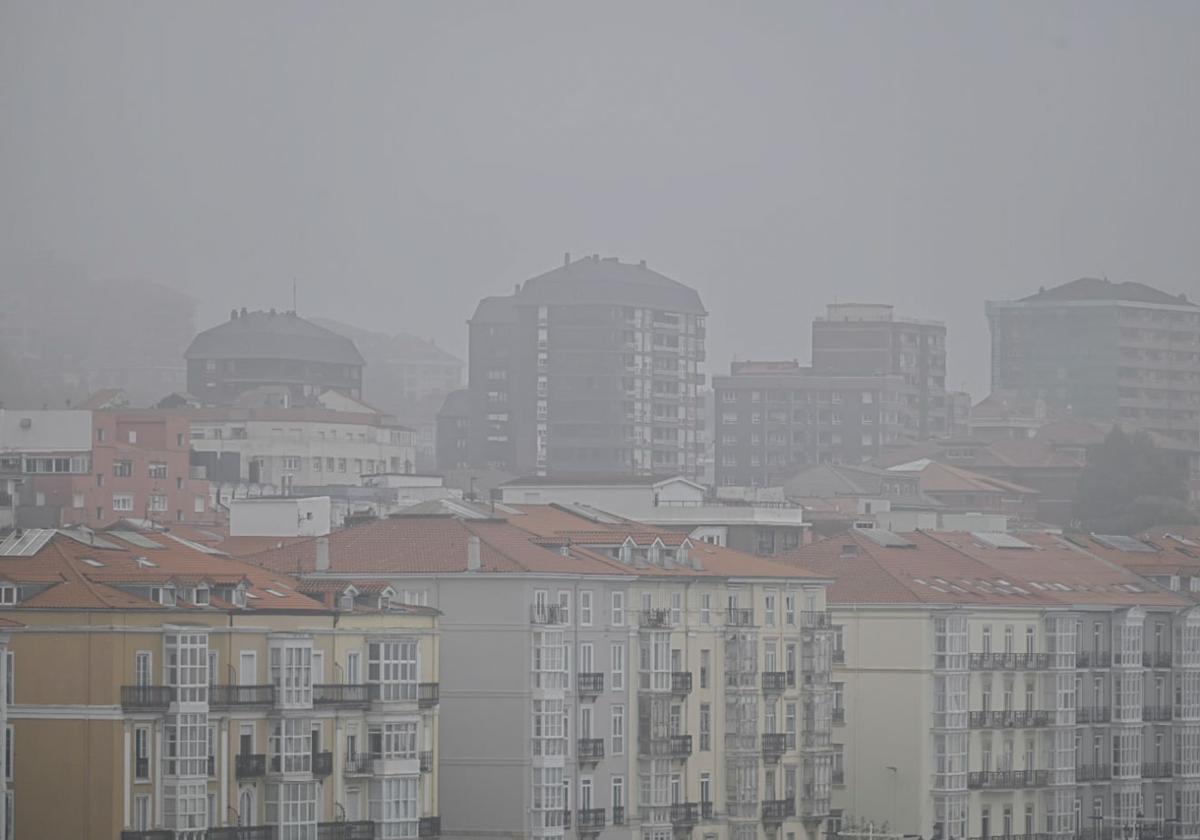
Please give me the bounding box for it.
[1074,427,1196,534]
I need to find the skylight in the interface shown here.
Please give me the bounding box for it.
[80,558,105,567]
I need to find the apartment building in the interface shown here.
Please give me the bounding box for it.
[780,527,1200,840]
[186,309,366,406]
[986,279,1200,446]
[0,408,214,529]
[0,526,439,840]
[252,508,835,840]
[465,254,707,479]
[496,476,809,556]
[184,404,417,497]
[712,361,907,487]
[811,304,949,440]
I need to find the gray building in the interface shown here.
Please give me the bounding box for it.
[712,361,907,488]
[465,255,707,479]
[811,303,949,440]
[185,309,366,406]
[256,510,835,840]
[986,278,1200,446]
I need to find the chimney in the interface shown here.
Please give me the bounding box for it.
[230,308,238,320]
[315,535,330,571]
[564,252,571,266]
[467,535,481,571]
[639,259,647,269]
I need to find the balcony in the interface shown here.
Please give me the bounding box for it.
[726,608,754,627]
[799,610,832,629]
[968,710,1052,728]
[833,707,846,725]
[640,608,671,628]
[1077,706,1111,724]
[313,751,334,777]
[578,738,605,763]
[1077,650,1112,668]
[577,673,605,696]
[209,684,276,708]
[762,733,789,760]
[1143,762,1174,778]
[613,806,626,826]
[208,828,275,840]
[762,672,788,693]
[671,672,693,695]
[420,751,433,773]
[701,801,714,820]
[418,817,440,838]
[317,823,375,840]
[762,799,797,823]
[639,735,692,759]
[236,753,267,779]
[577,808,606,834]
[418,683,440,708]
[345,753,374,775]
[671,803,700,828]
[120,685,174,710]
[1144,705,1173,722]
[314,684,371,708]
[1145,651,1174,668]
[1076,764,1112,781]
[530,604,563,624]
[966,770,1049,789]
[969,652,1049,671]
[120,833,174,840]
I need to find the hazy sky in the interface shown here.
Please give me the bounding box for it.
[4,1,1200,398]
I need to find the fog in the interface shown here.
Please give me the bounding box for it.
[4,0,1200,397]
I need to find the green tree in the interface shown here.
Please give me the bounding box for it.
[1074,427,1196,534]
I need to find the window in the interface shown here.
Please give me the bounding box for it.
[532,699,566,757]
[0,587,16,607]
[367,639,418,701]
[134,725,151,780]
[670,592,682,626]
[699,703,711,751]
[612,705,625,755]
[163,712,208,776]
[113,494,134,512]
[700,649,710,689]
[135,651,152,686]
[128,430,137,444]
[114,460,133,478]
[532,767,565,831]
[700,593,711,625]
[5,651,12,705]
[765,592,777,626]
[270,780,318,840]
[281,456,301,472]
[558,591,571,625]
[611,643,625,691]
[165,632,208,703]
[270,641,313,707]
[580,591,593,626]
[611,591,625,625]
[149,494,167,513]
[194,495,206,514]
[148,462,168,479]
[785,593,796,625]
[371,722,418,759]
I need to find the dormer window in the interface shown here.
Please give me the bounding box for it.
[232,588,247,608]
[379,594,391,611]
[0,584,17,605]
[340,593,355,612]
[162,586,176,606]
[194,586,210,606]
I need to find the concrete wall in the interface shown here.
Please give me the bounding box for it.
[0,409,92,452]
[229,496,332,536]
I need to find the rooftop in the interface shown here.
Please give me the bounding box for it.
[185,309,366,366]
[1014,277,1196,307]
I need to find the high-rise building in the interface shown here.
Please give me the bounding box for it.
[712,361,907,487]
[465,255,707,478]
[986,278,1200,445]
[185,309,365,406]
[811,304,949,440]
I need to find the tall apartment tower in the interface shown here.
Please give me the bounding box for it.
[811,303,949,441]
[467,255,707,478]
[986,278,1200,446]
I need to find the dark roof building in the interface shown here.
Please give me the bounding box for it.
[465,254,707,479]
[987,278,1200,445]
[184,309,365,406]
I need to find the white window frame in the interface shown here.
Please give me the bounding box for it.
[611,643,625,691]
[611,591,625,626]
[579,591,593,626]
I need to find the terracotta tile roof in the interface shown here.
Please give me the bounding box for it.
[250,508,826,581]
[907,462,1040,496]
[777,529,1188,608]
[0,529,323,612]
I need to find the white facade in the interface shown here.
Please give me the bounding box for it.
[229,496,332,537]
[0,410,92,454]
[189,415,417,488]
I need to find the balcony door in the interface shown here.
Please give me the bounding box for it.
[239,651,256,686]
[239,789,255,826]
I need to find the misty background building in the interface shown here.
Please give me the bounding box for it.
[986,278,1200,446]
[184,308,366,406]
[459,254,708,479]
